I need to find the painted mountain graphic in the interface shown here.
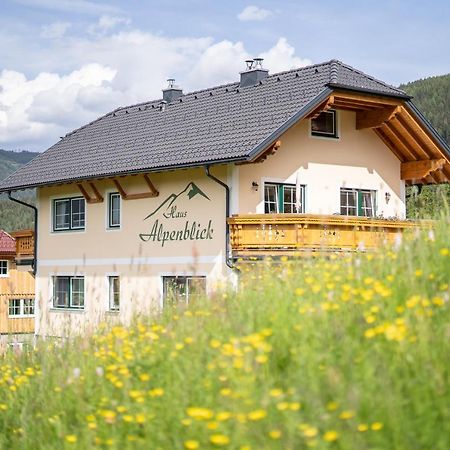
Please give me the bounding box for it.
[144,182,210,220]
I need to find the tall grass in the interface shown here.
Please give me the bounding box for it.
[0,219,449,449]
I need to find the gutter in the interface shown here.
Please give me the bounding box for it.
[204,165,235,270]
[7,192,38,276]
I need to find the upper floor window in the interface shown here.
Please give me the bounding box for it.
[264,183,305,214]
[108,193,121,228]
[8,298,35,317]
[53,197,85,231]
[53,276,85,309]
[311,110,337,138]
[108,276,120,311]
[163,276,206,307]
[340,188,376,217]
[0,260,8,277]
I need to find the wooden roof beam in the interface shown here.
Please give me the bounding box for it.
[401,159,446,181]
[306,96,335,119]
[374,129,405,162]
[113,174,159,200]
[381,122,421,160]
[356,106,401,130]
[77,182,104,204]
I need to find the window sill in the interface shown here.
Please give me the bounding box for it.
[310,133,339,140]
[52,229,85,234]
[8,315,35,319]
[106,310,120,314]
[50,308,85,313]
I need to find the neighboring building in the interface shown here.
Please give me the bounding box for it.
[0,59,449,338]
[0,230,35,348]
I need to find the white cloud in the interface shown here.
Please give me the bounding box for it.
[259,38,311,72]
[0,30,309,151]
[88,15,130,35]
[238,5,272,21]
[40,21,71,39]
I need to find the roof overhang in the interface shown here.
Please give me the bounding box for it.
[247,88,450,185]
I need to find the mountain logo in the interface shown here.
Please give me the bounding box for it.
[139,182,214,246]
[143,182,210,220]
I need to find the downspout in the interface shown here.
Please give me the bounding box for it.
[204,165,235,270]
[7,192,38,276]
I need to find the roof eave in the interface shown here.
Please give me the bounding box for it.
[0,156,248,193]
[326,83,411,100]
[404,100,450,160]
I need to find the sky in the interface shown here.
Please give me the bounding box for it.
[0,0,449,152]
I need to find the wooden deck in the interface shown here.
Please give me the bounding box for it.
[228,214,423,257]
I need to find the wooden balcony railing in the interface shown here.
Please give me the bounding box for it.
[10,230,34,258]
[228,214,422,257]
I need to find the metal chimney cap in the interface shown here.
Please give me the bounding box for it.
[253,57,264,69]
[167,78,176,88]
[245,59,254,71]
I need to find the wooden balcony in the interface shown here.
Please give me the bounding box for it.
[10,230,34,270]
[228,214,421,258]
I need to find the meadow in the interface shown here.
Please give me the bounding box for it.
[0,219,449,449]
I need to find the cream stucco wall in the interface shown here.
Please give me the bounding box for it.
[237,110,405,218]
[36,167,230,337]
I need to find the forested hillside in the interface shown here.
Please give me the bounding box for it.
[400,74,450,217]
[0,150,37,232]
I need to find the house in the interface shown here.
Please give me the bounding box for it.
[0,59,449,338]
[0,230,35,348]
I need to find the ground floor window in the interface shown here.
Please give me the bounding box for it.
[108,276,120,311]
[264,183,305,213]
[163,276,206,307]
[53,276,85,309]
[8,298,35,317]
[340,188,376,217]
[0,260,8,277]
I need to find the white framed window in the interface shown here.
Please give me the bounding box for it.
[162,276,206,307]
[53,197,86,231]
[8,298,35,317]
[311,110,338,138]
[108,276,120,311]
[340,188,376,217]
[53,276,85,309]
[108,193,121,228]
[264,183,305,214]
[0,260,8,277]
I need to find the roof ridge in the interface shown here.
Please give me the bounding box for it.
[334,60,406,94]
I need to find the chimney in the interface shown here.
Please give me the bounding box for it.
[239,58,269,88]
[162,78,183,103]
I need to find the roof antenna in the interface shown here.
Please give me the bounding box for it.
[245,59,254,71]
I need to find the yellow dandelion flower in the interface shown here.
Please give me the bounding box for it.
[186,407,214,420]
[216,411,232,421]
[248,409,267,421]
[371,422,383,431]
[326,401,338,411]
[0,404,7,411]
[269,430,282,439]
[440,248,449,256]
[303,427,318,438]
[139,373,151,382]
[65,435,77,444]
[269,388,283,397]
[255,355,268,364]
[88,422,97,430]
[240,446,251,450]
[184,441,199,450]
[339,410,355,420]
[123,415,134,423]
[210,434,230,446]
[220,388,232,397]
[357,424,368,432]
[210,339,221,348]
[323,430,339,442]
[290,402,301,411]
[276,402,289,411]
[135,414,146,424]
[149,388,164,397]
[207,421,219,430]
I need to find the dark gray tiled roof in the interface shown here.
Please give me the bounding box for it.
[0,60,409,191]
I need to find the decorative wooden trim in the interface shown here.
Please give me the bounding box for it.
[401,159,446,181]
[306,96,335,119]
[239,140,282,165]
[77,182,104,203]
[113,174,159,200]
[356,106,400,130]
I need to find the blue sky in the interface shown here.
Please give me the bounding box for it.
[0,0,449,151]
